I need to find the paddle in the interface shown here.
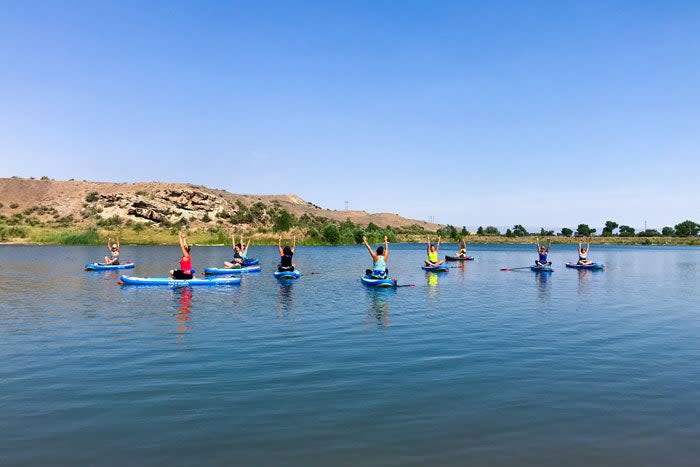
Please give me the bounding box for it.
[395,284,416,288]
[500,266,532,272]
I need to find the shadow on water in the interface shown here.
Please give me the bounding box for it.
[364,288,394,328]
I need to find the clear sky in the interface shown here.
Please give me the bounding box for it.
[1,1,698,230]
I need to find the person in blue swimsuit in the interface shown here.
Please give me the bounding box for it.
[535,237,552,266]
[363,235,389,279]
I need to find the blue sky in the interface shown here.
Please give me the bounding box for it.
[1,1,698,230]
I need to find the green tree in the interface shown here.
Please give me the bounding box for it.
[661,226,675,237]
[461,226,468,236]
[201,212,211,223]
[273,209,295,232]
[476,226,484,235]
[576,224,596,236]
[512,224,528,236]
[85,192,98,202]
[638,229,661,237]
[322,223,340,244]
[559,227,573,237]
[484,226,501,236]
[601,220,618,236]
[674,220,700,237]
[539,227,555,236]
[505,228,514,238]
[618,225,636,237]
[366,222,381,232]
[438,224,459,240]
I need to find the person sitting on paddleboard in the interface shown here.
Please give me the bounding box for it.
[425,236,444,266]
[104,237,120,265]
[457,239,468,258]
[577,237,593,265]
[277,236,296,272]
[239,232,252,261]
[535,237,552,266]
[224,232,244,269]
[363,235,389,279]
[170,231,193,280]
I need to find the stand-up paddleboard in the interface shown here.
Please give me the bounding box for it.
[274,270,301,280]
[565,262,605,270]
[119,275,241,286]
[204,265,261,275]
[85,262,135,271]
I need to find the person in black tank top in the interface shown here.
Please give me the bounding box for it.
[277,236,296,272]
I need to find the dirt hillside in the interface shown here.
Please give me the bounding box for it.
[0,177,438,230]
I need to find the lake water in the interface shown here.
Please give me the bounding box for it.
[1,243,699,466]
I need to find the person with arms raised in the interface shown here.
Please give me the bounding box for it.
[363,235,389,279]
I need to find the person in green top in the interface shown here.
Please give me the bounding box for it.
[425,236,444,266]
[363,235,389,278]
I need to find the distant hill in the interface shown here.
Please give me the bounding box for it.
[0,177,438,231]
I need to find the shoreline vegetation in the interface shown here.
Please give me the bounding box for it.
[0,178,698,246]
[1,225,699,246]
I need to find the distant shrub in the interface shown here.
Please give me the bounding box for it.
[85,192,99,202]
[96,215,122,227]
[0,226,28,240]
[40,176,49,180]
[273,209,295,232]
[132,223,145,232]
[44,229,101,245]
[202,212,212,223]
[9,203,18,209]
[322,223,340,244]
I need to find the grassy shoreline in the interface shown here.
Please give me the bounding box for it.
[1,226,699,246]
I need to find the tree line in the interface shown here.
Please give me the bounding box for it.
[436,220,700,239]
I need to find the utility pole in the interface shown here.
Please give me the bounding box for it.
[644,220,647,231]
[429,216,435,223]
[344,201,349,211]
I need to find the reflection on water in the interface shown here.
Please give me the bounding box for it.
[276,283,296,318]
[366,289,392,328]
[534,271,551,299]
[426,272,440,297]
[174,288,193,334]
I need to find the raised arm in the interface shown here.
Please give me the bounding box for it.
[277,237,284,256]
[116,237,120,249]
[231,232,236,251]
[362,236,377,260]
[178,231,189,257]
[292,236,296,253]
[436,236,441,252]
[426,237,431,253]
[536,236,541,251]
[384,235,389,261]
[107,237,111,250]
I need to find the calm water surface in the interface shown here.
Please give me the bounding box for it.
[1,244,699,466]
